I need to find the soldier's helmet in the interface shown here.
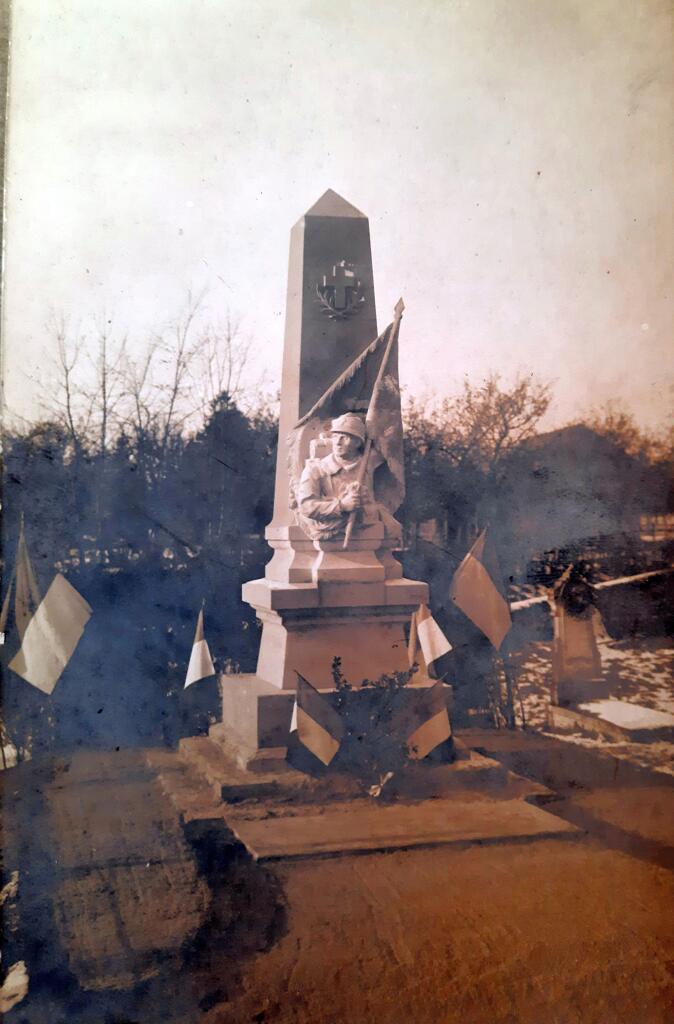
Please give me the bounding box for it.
[329,413,366,443]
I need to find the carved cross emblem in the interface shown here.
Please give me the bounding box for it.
[315,260,366,320]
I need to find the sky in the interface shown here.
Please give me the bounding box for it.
[2,0,673,431]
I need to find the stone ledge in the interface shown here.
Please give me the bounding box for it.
[242,576,428,611]
[548,701,674,743]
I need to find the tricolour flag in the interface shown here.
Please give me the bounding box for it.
[392,681,452,760]
[184,607,215,688]
[450,529,512,650]
[292,673,345,766]
[408,603,452,675]
[8,574,92,694]
[0,519,42,642]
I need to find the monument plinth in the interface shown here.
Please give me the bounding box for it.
[214,190,432,769]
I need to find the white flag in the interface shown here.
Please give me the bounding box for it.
[184,607,215,688]
[408,604,452,674]
[289,698,298,733]
[9,574,92,694]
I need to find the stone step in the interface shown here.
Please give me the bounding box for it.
[178,735,360,804]
[225,796,581,862]
[177,734,545,809]
[156,766,227,825]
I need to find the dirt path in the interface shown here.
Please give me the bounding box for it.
[5,742,674,1024]
[207,838,673,1024]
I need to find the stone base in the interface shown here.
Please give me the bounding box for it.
[215,675,294,771]
[176,733,553,810]
[242,576,428,690]
[553,677,610,705]
[263,523,403,584]
[214,672,445,771]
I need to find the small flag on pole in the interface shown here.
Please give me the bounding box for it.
[408,603,452,675]
[0,517,42,642]
[450,529,512,650]
[8,574,92,694]
[184,606,215,688]
[293,673,345,766]
[392,681,452,760]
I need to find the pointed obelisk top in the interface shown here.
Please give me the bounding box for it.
[304,189,366,219]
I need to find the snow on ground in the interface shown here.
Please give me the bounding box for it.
[512,636,674,777]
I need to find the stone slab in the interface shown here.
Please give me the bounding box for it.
[224,797,580,861]
[218,673,295,755]
[548,701,674,742]
[579,699,674,733]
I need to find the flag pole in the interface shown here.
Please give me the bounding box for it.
[342,298,405,550]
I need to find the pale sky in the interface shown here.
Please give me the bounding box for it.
[3,0,673,430]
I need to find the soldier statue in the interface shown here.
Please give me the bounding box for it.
[296,412,401,543]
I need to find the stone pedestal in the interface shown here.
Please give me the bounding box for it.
[212,671,444,772]
[246,519,425,691]
[243,575,427,690]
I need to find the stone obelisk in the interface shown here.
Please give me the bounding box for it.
[270,189,379,531]
[243,190,427,687]
[214,191,429,770]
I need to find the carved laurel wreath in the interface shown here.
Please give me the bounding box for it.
[315,283,366,321]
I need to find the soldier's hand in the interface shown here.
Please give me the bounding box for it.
[340,483,362,512]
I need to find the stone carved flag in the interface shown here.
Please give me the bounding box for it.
[184,606,215,688]
[292,673,345,766]
[450,529,512,650]
[408,603,452,675]
[9,574,92,695]
[392,681,452,760]
[287,318,405,518]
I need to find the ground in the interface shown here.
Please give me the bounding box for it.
[2,637,674,1023]
[204,840,673,1024]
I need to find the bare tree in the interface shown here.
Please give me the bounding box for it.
[586,399,673,464]
[88,319,127,461]
[50,315,94,455]
[404,373,552,543]
[457,373,552,480]
[406,373,551,477]
[196,313,258,411]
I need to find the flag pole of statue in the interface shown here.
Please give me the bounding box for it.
[184,605,215,688]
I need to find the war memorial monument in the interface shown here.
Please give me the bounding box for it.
[177,190,580,859]
[4,191,672,1021]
